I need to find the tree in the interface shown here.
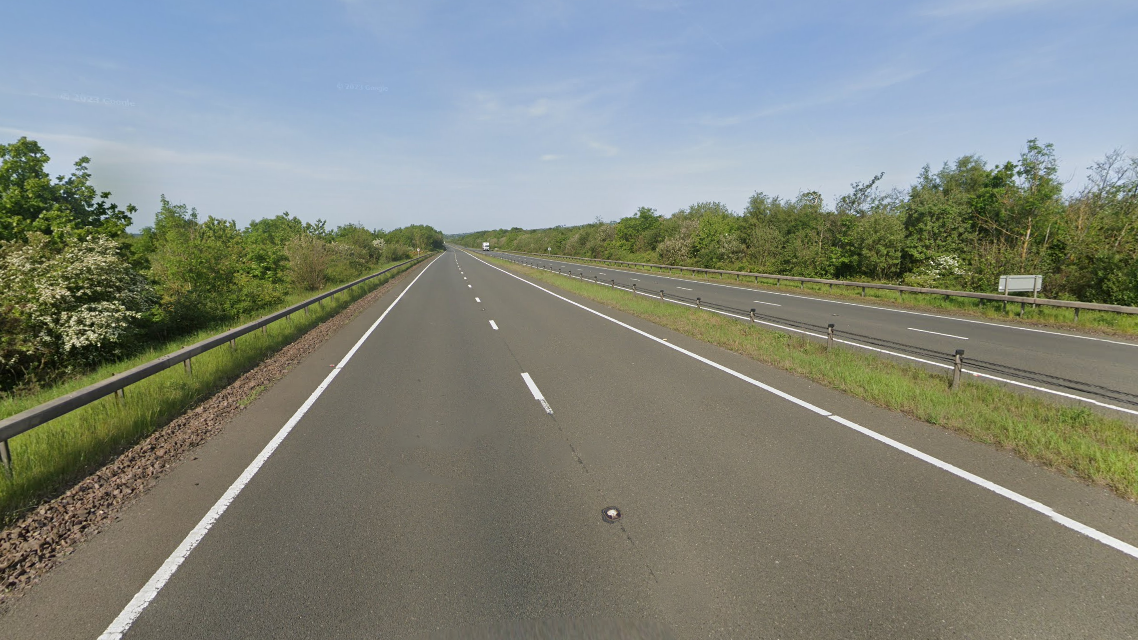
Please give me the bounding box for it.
[0,137,134,243]
[0,233,154,387]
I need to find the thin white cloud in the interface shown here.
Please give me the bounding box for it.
[0,127,361,183]
[700,66,928,127]
[540,154,562,161]
[587,140,619,156]
[919,0,1053,18]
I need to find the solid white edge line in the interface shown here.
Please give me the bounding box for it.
[908,327,969,340]
[522,255,1138,348]
[521,372,554,414]
[489,320,499,330]
[468,250,1138,561]
[98,254,442,640]
[519,255,1138,418]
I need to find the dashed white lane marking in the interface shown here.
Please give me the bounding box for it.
[521,372,554,414]
[475,297,481,302]
[909,327,969,340]
[752,300,782,307]
[464,277,467,280]
[489,320,499,330]
[631,278,640,281]
[524,255,1138,416]
[467,250,1138,561]
[468,284,472,288]
[526,256,1137,348]
[676,286,692,291]
[99,254,443,640]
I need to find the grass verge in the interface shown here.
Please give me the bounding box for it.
[486,254,1138,501]
[0,258,426,523]
[508,253,1138,338]
[0,261,403,420]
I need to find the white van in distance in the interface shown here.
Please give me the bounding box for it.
[482,242,490,251]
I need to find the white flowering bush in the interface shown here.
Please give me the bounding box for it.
[0,234,154,384]
[904,255,968,288]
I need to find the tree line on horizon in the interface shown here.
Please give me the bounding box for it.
[0,136,444,392]
[456,139,1137,307]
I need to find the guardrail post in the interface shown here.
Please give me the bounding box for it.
[827,323,834,350]
[184,358,193,376]
[0,439,10,473]
[952,349,965,390]
[261,325,267,336]
[750,308,756,323]
[115,388,125,402]
[229,338,236,351]
[1020,301,1026,317]
[800,281,804,289]
[861,286,866,297]
[829,283,833,293]
[1074,308,1080,322]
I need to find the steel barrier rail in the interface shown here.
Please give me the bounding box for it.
[493,253,1138,410]
[0,254,432,468]
[494,250,1138,317]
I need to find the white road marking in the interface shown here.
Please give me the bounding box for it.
[468,284,472,288]
[525,256,1137,348]
[467,250,1138,560]
[631,278,640,281]
[909,327,969,340]
[489,320,498,330]
[98,254,442,640]
[475,297,481,302]
[493,253,1138,416]
[752,300,782,307]
[464,277,467,280]
[521,372,553,414]
[677,286,692,291]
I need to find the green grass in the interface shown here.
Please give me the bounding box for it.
[487,255,1138,502]
[0,258,425,524]
[0,261,403,420]
[510,253,1138,338]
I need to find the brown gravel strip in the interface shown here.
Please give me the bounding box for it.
[0,262,422,610]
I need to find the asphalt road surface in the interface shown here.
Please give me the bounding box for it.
[4,247,1137,639]
[487,250,1138,417]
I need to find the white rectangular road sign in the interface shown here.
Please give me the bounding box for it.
[998,275,1043,295]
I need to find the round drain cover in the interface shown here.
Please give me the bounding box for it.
[602,506,622,523]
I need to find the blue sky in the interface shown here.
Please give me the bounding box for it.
[2,0,1135,234]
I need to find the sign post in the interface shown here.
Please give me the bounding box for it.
[999,275,1043,316]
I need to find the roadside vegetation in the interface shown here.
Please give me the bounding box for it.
[504,253,1138,336]
[0,136,445,396]
[0,135,444,522]
[455,139,1138,316]
[486,255,1138,502]
[0,259,422,523]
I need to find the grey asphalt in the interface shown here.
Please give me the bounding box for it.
[5,247,1138,638]
[489,251,1138,416]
